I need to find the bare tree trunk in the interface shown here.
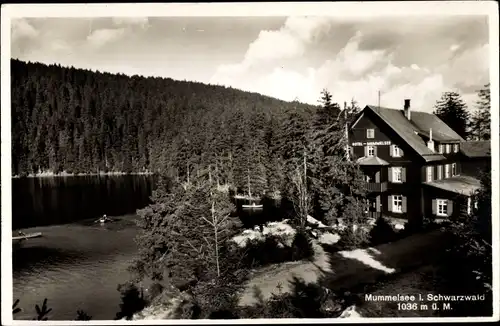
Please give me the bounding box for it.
[212,200,220,277]
[215,160,220,187]
[228,151,233,185]
[291,159,310,230]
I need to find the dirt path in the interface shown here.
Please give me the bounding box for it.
[238,228,450,307]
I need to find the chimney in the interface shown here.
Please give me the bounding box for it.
[404,99,411,120]
[427,128,435,152]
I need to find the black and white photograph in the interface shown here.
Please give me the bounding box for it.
[1,2,499,324]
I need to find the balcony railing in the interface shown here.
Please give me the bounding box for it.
[365,182,388,192]
[366,211,382,219]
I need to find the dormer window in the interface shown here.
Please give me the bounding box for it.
[453,144,459,153]
[445,144,451,153]
[438,144,444,154]
[366,129,375,139]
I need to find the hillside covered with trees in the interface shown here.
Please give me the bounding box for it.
[11,59,356,194]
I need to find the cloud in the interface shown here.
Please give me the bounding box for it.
[11,18,39,40]
[86,28,126,48]
[226,16,334,70]
[210,16,489,112]
[112,17,150,29]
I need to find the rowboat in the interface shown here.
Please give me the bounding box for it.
[12,232,43,241]
[95,215,113,224]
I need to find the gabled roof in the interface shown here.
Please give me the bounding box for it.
[364,105,463,162]
[460,140,491,158]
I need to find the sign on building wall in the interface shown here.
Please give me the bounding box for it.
[351,141,391,146]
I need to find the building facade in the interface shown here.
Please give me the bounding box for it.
[348,100,488,223]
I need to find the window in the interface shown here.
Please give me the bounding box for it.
[451,163,457,176]
[393,195,403,213]
[391,145,402,157]
[438,144,444,154]
[445,164,450,178]
[366,129,375,138]
[426,166,433,182]
[445,144,451,153]
[392,167,402,183]
[437,165,442,180]
[453,144,459,153]
[437,199,448,217]
[367,145,376,157]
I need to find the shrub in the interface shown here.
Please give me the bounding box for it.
[334,227,370,251]
[13,298,93,321]
[238,229,315,268]
[369,217,400,246]
[240,278,349,318]
[241,235,290,267]
[115,282,147,320]
[398,216,439,238]
[145,282,165,303]
[291,229,315,261]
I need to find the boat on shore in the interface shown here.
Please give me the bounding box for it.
[13,232,43,249]
[242,202,263,209]
[12,232,43,241]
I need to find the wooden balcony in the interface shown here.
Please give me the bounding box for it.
[365,182,388,192]
[366,211,382,219]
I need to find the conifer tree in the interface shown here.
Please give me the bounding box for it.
[433,92,470,140]
[470,83,491,140]
[132,170,240,288]
[309,91,367,234]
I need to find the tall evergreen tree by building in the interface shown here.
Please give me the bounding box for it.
[433,92,470,140]
[469,83,491,140]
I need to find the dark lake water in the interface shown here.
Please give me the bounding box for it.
[11,175,284,320]
[12,175,155,230]
[12,175,155,320]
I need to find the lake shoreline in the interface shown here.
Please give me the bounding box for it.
[12,171,155,179]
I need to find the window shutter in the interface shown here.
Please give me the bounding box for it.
[374,146,378,157]
[402,167,406,182]
[447,200,453,216]
[375,170,380,183]
[400,148,404,156]
[432,199,437,215]
[376,195,381,212]
[388,195,392,212]
[388,167,393,182]
[389,145,394,157]
[431,166,434,180]
[364,146,368,157]
[402,196,407,213]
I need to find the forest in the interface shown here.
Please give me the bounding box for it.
[11,59,360,195]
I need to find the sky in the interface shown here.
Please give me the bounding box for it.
[10,15,490,112]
